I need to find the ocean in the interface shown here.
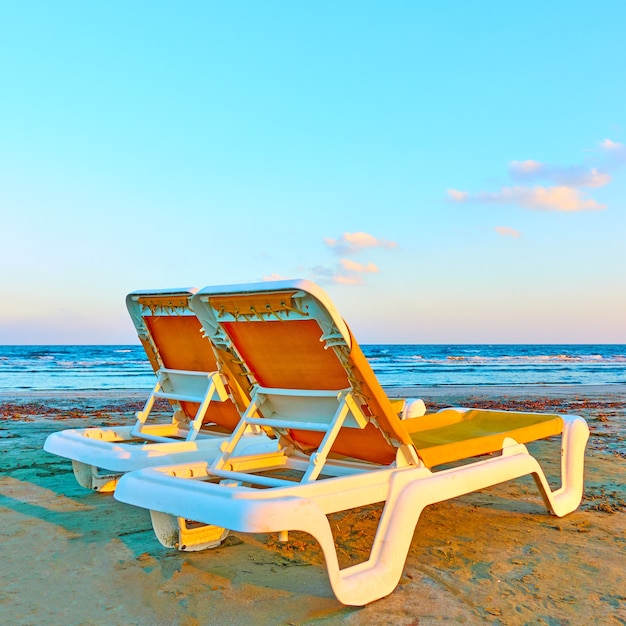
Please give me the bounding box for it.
[0,344,625,392]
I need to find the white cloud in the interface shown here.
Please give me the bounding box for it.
[579,168,611,188]
[324,231,397,256]
[494,226,521,238]
[509,160,543,175]
[310,259,379,286]
[448,141,616,213]
[600,138,626,167]
[601,138,624,151]
[447,188,468,202]
[477,185,605,212]
[340,259,378,274]
[313,232,395,286]
[331,259,378,284]
[332,274,363,285]
[509,160,610,188]
[310,264,364,285]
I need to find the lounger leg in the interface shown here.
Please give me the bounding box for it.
[71,460,120,493]
[149,510,230,552]
[531,416,589,517]
[304,451,568,605]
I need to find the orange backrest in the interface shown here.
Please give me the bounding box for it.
[129,294,244,431]
[220,319,350,390]
[200,285,412,464]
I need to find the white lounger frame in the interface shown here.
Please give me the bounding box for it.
[211,384,369,486]
[44,367,274,492]
[116,412,588,605]
[132,368,228,444]
[114,279,590,605]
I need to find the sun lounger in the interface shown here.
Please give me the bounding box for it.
[44,288,276,505]
[114,280,589,605]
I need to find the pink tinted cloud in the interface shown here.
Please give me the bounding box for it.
[601,138,624,151]
[446,188,469,202]
[340,259,378,274]
[477,186,606,212]
[332,260,378,284]
[447,140,616,212]
[509,160,543,175]
[311,259,379,285]
[494,226,521,238]
[448,185,605,211]
[313,232,395,285]
[332,274,364,285]
[509,161,610,188]
[324,231,397,256]
[600,138,626,167]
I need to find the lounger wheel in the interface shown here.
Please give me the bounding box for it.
[71,460,120,493]
[149,510,230,552]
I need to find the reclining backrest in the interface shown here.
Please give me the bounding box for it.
[191,280,412,464]
[126,289,246,431]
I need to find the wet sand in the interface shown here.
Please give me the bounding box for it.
[0,387,624,625]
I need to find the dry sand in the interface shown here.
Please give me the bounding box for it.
[0,387,624,625]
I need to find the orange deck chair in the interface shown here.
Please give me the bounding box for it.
[44,288,275,549]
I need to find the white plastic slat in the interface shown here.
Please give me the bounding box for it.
[244,417,329,432]
[153,391,206,403]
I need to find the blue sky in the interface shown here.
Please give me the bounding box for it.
[1,1,625,344]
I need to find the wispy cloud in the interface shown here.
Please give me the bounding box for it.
[448,185,605,211]
[340,258,378,274]
[447,139,621,212]
[447,189,469,202]
[495,226,521,238]
[600,138,626,166]
[324,231,397,256]
[508,160,542,175]
[311,259,380,285]
[508,160,610,188]
[476,186,605,212]
[601,138,624,151]
[311,231,395,285]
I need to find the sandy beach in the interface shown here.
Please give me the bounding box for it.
[1,386,624,625]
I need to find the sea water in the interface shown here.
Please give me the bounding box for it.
[0,344,624,392]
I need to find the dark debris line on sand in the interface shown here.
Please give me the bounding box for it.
[1,393,624,454]
[0,398,171,422]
